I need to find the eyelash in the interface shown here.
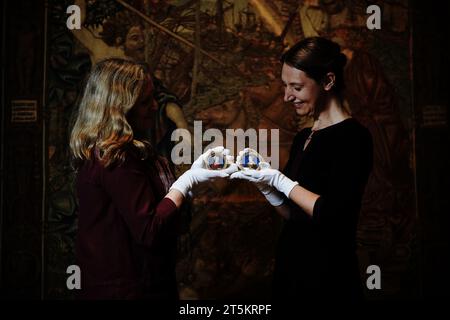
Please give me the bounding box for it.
[282,83,303,91]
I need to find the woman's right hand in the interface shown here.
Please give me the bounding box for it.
[169,146,238,197]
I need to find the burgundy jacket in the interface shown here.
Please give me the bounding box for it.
[75,151,179,299]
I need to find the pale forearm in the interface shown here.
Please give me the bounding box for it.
[273,202,291,220]
[71,0,112,63]
[71,0,88,43]
[164,189,185,209]
[288,184,320,217]
[75,0,86,23]
[166,102,189,129]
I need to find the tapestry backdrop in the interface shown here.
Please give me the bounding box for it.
[44,0,415,299]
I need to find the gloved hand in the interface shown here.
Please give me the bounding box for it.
[170,146,238,197]
[231,150,298,202]
[254,181,286,206]
[232,150,283,206]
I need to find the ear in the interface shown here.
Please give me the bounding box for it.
[323,72,336,91]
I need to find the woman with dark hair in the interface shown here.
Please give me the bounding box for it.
[231,37,373,301]
[70,58,236,299]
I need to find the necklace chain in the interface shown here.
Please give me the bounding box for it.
[303,129,315,151]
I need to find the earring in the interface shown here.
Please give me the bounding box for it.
[327,81,335,89]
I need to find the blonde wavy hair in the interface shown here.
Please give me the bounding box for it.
[70,58,151,168]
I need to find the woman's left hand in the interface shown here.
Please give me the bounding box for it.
[169,146,238,197]
[191,146,238,174]
[230,163,298,199]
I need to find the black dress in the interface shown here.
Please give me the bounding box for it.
[273,118,373,301]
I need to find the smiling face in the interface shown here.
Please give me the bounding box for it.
[281,63,324,117]
[127,77,157,134]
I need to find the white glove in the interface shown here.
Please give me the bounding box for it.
[170,146,238,197]
[233,150,283,206]
[255,183,286,207]
[230,160,298,200]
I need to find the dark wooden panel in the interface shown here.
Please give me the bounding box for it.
[412,0,450,298]
[1,0,45,299]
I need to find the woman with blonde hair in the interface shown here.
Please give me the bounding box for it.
[70,58,234,299]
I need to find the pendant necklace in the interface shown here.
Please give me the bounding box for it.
[303,128,316,151]
[303,119,321,151]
